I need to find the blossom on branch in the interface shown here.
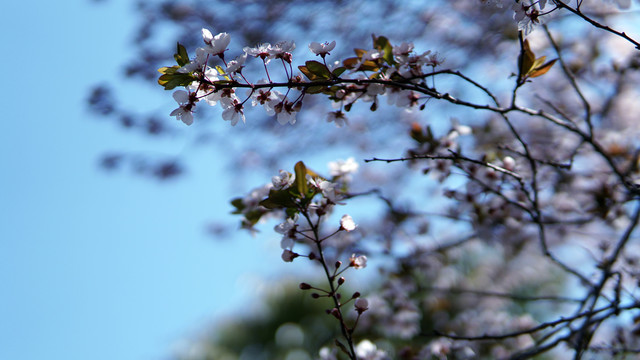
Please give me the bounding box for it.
[271,98,299,125]
[349,254,367,269]
[271,170,295,189]
[269,40,296,63]
[355,340,388,360]
[178,47,208,73]
[329,157,359,178]
[202,28,230,57]
[220,97,245,126]
[170,90,195,125]
[224,53,247,75]
[326,110,348,127]
[244,43,274,63]
[309,40,336,57]
[340,214,357,232]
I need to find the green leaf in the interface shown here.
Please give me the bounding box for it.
[298,65,320,81]
[158,65,179,75]
[373,35,395,66]
[243,209,266,226]
[158,73,195,90]
[285,208,299,218]
[259,189,296,209]
[305,60,331,79]
[306,85,327,94]
[215,65,231,80]
[332,67,347,78]
[174,42,190,67]
[230,198,245,214]
[294,161,309,196]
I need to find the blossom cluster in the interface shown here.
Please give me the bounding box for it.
[159,28,451,128]
[159,1,640,358]
[229,158,378,358]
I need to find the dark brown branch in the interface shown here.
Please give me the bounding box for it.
[553,1,640,50]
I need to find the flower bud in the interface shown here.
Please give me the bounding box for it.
[299,282,312,290]
[338,277,345,285]
[281,249,299,262]
[329,308,341,320]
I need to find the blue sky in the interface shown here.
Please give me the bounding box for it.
[0,1,294,359]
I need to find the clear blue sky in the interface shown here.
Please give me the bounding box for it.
[0,1,291,359]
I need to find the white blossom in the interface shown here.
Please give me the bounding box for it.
[202,29,230,56]
[326,111,348,127]
[309,40,336,56]
[170,90,195,125]
[269,40,296,63]
[244,43,274,63]
[170,106,194,126]
[340,214,357,232]
[350,254,367,269]
[355,340,389,360]
[272,170,295,189]
[329,157,359,178]
[224,53,247,74]
[220,97,245,126]
[178,47,208,73]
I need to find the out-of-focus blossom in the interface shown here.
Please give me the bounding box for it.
[281,249,298,262]
[355,340,389,360]
[340,214,357,231]
[329,157,359,178]
[350,254,367,269]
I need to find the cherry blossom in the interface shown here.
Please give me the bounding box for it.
[169,90,195,125]
[349,254,367,269]
[329,157,359,178]
[271,170,295,189]
[269,40,296,63]
[326,110,347,128]
[340,214,357,231]
[309,40,336,57]
[354,340,388,360]
[224,53,247,75]
[271,98,298,125]
[220,97,245,126]
[178,47,208,73]
[244,43,274,63]
[202,28,230,57]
